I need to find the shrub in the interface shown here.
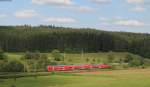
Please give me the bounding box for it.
[124,53,134,63]
[0,48,7,61]
[38,54,50,71]
[86,58,89,62]
[1,60,24,72]
[52,49,64,61]
[130,57,142,67]
[107,51,115,63]
[143,59,150,67]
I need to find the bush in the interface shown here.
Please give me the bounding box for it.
[0,48,7,61]
[37,54,50,69]
[124,53,133,63]
[122,63,130,69]
[52,49,64,61]
[86,58,89,62]
[130,57,142,67]
[143,59,150,67]
[49,61,58,65]
[110,63,129,70]
[107,51,115,63]
[110,63,121,70]
[1,60,25,72]
[23,51,40,60]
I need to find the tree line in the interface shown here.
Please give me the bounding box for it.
[0,25,150,58]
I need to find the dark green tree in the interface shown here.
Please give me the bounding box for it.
[0,48,6,61]
[86,58,89,63]
[107,51,115,63]
[1,60,24,72]
[0,26,150,58]
[52,49,64,61]
[124,53,134,63]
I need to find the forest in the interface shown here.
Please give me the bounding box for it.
[0,25,150,58]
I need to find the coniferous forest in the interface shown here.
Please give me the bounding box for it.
[0,25,150,58]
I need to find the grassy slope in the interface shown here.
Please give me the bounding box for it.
[1,52,150,87]
[5,52,141,64]
[1,69,150,87]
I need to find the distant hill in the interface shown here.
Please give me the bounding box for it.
[0,25,150,58]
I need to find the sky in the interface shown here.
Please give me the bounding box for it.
[0,0,150,33]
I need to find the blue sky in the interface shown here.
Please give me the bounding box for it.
[0,0,149,33]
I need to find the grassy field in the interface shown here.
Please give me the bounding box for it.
[1,69,150,87]
[1,52,148,87]
[5,52,141,64]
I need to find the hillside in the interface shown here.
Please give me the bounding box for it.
[0,26,150,58]
[6,52,145,65]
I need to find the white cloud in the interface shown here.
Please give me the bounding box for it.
[43,17,76,24]
[32,0,74,6]
[131,7,145,13]
[32,0,93,13]
[126,0,146,13]
[100,17,145,27]
[100,17,122,24]
[0,14,7,18]
[89,0,111,4]
[126,0,144,4]
[14,10,39,18]
[115,19,144,27]
[99,17,107,21]
[62,6,93,13]
[75,6,93,13]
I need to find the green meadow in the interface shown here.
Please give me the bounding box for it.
[5,52,141,64]
[1,69,150,87]
[1,52,150,87]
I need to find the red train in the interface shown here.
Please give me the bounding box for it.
[47,64,111,72]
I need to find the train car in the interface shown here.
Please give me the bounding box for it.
[92,65,99,68]
[65,65,75,71]
[97,64,111,69]
[78,65,85,70]
[54,66,68,71]
[74,64,93,70]
[74,65,82,69]
[83,64,93,69]
[47,65,75,71]
[47,66,54,72]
